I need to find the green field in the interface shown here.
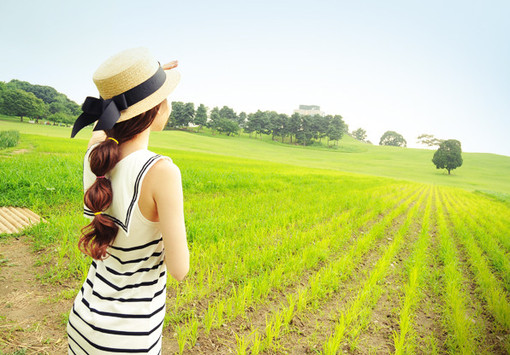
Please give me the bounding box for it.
[1,118,509,354]
[2,116,509,198]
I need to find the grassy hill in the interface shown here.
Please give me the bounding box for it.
[1,116,510,354]
[1,115,509,199]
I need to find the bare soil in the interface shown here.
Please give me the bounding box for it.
[0,236,76,354]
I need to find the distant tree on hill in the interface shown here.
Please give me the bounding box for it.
[207,107,221,132]
[433,139,463,175]
[217,118,239,136]
[267,111,284,141]
[219,106,237,122]
[237,112,247,128]
[297,115,314,146]
[314,114,330,143]
[245,110,270,138]
[194,104,207,131]
[327,115,345,146]
[352,128,367,142]
[0,88,45,122]
[168,101,194,129]
[379,131,407,147]
[287,113,301,144]
[6,79,80,115]
[417,133,443,147]
[184,102,195,126]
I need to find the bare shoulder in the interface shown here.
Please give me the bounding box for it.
[145,158,182,192]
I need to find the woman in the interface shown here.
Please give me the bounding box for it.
[67,47,189,354]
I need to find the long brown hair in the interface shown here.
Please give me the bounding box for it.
[79,103,162,259]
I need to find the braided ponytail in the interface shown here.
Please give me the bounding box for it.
[79,138,120,259]
[78,102,163,260]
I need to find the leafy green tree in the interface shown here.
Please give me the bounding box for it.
[207,107,221,132]
[277,113,289,143]
[0,88,45,122]
[168,101,194,128]
[432,139,463,175]
[0,82,6,109]
[379,131,407,147]
[314,115,329,143]
[219,106,236,121]
[168,101,184,128]
[287,113,301,144]
[194,104,207,131]
[417,133,443,147]
[184,102,195,126]
[6,79,80,115]
[237,112,247,128]
[352,128,367,142]
[266,111,282,141]
[267,112,288,142]
[217,118,239,136]
[296,115,314,146]
[327,115,345,145]
[245,110,269,138]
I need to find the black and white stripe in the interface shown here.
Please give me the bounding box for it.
[83,154,161,233]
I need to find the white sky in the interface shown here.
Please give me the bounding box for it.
[1,0,509,156]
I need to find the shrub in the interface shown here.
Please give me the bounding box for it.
[0,130,20,149]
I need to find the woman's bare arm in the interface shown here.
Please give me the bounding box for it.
[151,159,189,281]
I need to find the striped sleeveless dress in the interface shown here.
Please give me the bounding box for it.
[67,145,169,354]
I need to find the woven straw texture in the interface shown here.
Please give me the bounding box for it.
[91,47,180,123]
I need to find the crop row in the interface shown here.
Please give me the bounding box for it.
[166,183,419,316]
[169,185,427,353]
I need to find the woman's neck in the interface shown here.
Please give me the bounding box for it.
[119,128,150,160]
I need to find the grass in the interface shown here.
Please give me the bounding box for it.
[1,115,509,353]
[0,130,19,149]
[1,116,509,199]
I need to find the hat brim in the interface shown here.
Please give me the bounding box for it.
[116,69,180,123]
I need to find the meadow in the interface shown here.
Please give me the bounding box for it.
[0,118,509,354]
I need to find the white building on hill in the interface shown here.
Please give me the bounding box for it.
[293,105,325,116]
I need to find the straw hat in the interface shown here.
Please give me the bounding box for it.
[71,47,180,137]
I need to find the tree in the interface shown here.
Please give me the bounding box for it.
[297,115,314,146]
[6,79,80,115]
[194,104,207,131]
[268,112,288,142]
[183,102,195,126]
[217,118,239,136]
[379,131,407,147]
[352,128,367,142]
[432,139,463,175]
[245,110,269,138]
[327,115,345,146]
[417,134,443,147]
[313,115,329,143]
[168,101,194,128]
[207,107,221,132]
[266,111,282,141]
[237,112,247,128]
[0,88,45,122]
[287,113,301,144]
[219,106,236,121]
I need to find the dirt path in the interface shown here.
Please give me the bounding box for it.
[0,237,75,354]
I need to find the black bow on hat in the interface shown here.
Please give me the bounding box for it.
[71,66,166,138]
[71,94,128,138]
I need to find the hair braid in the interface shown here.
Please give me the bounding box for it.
[78,103,162,260]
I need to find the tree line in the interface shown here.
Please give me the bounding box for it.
[167,102,348,146]
[0,79,463,173]
[0,80,80,124]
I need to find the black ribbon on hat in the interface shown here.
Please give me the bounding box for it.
[71,66,166,138]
